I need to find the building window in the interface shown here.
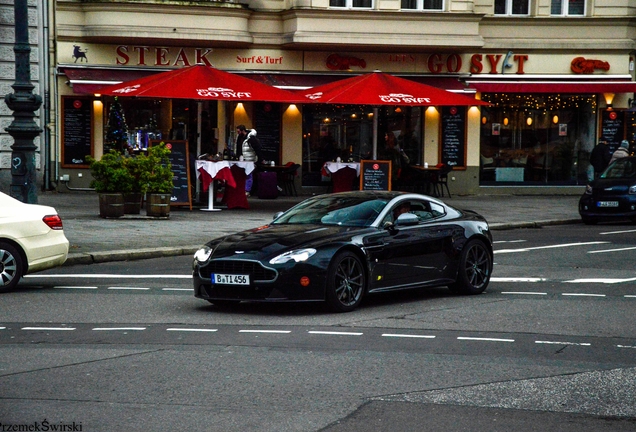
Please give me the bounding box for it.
[494,0,530,15]
[551,0,584,15]
[401,0,443,11]
[330,0,373,8]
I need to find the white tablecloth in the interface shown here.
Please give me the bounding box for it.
[195,160,255,179]
[324,161,360,176]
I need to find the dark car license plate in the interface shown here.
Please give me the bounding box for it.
[597,201,619,207]
[212,273,250,285]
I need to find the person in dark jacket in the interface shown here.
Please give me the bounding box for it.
[589,140,612,178]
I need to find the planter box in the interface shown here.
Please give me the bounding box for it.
[99,193,124,218]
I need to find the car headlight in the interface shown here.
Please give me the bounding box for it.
[585,184,593,195]
[630,185,636,195]
[194,246,213,263]
[269,248,317,264]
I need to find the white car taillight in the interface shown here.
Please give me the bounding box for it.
[42,214,64,230]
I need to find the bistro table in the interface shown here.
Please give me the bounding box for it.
[323,161,360,193]
[196,160,255,211]
[408,164,441,196]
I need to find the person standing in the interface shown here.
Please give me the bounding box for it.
[589,140,612,178]
[609,140,631,165]
[234,125,248,159]
[238,126,264,195]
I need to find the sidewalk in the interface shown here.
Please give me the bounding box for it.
[37,191,583,266]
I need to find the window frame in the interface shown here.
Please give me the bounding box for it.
[400,0,444,11]
[494,0,531,16]
[550,0,585,16]
[329,0,374,9]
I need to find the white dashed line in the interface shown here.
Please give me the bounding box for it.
[162,288,192,291]
[588,246,636,254]
[494,241,608,254]
[53,286,98,290]
[239,330,292,334]
[457,337,515,343]
[108,287,150,290]
[21,327,76,331]
[308,331,363,336]
[167,328,218,332]
[617,345,636,349]
[562,293,606,297]
[565,277,636,284]
[535,340,591,346]
[501,292,547,295]
[491,277,546,282]
[92,327,146,331]
[625,295,636,298]
[382,334,436,339]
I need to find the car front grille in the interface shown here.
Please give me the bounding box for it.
[198,259,277,282]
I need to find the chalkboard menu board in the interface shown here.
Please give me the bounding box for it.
[254,102,281,164]
[440,106,466,168]
[600,110,625,154]
[62,97,93,167]
[360,160,391,191]
[150,140,192,209]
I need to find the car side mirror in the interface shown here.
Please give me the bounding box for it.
[395,213,419,226]
[273,211,284,220]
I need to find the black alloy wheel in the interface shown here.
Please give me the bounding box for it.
[326,251,366,312]
[449,239,492,295]
[0,242,23,292]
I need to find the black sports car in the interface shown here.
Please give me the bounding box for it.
[193,191,493,312]
[579,156,636,225]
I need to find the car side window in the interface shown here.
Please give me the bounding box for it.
[383,199,445,225]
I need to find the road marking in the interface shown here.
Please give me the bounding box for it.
[492,277,546,282]
[25,274,192,279]
[617,345,636,349]
[493,240,527,244]
[382,333,436,339]
[308,331,363,336]
[53,286,98,290]
[588,246,636,254]
[21,327,75,331]
[92,327,146,331]
[167,328,218,332]
[625,295,636,298]
[457,337,515,342]
[494,241,608,254]
[562,293,606,297]
[564,278,636,284]
[0,327,5,330]
[536,340,591,346]
[501,291,547,295]
[162,288,191,291]
[107,287,150,290]
[239,330,292,334]
[600,228,636,235]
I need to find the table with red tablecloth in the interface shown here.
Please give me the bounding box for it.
[322,162,360,193]
[195,160,255,210]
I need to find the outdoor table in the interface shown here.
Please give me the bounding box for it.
[196,160,255,211]
[323,161,360,193]
[409,165,441,195]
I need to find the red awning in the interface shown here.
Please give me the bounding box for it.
[468,80,636,94]
[60,67,473,95]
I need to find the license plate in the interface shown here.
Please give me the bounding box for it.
[212,273,250,285]
[597,201,619,207]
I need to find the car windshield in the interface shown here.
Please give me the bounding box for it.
[601,158,636,179]
[272,195,389,227]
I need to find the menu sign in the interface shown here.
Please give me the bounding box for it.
[254,102,281,164]
[440,106,466,168]
[600,110,625,154]
[360,160,391,191]
[62,97,93,167]
[150,140,192,209]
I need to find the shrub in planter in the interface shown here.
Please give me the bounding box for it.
[141,143,174,217]
[86,151,133,218]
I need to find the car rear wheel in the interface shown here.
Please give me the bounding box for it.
[0,242,24,292]
[326,251,366,312]
[449,240,492,295]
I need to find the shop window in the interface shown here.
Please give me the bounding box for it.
[494,0,530,15]
[551,0,584,15]
[478,93,597,186]
[329,0,373,8]
[401,0,443,11]
[301,104,422,187]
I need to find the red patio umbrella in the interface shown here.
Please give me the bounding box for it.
[300,71,488,158]
[98,64,303,103]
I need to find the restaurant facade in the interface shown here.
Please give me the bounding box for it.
[45,0,636,196]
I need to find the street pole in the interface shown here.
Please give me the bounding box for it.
[4,0,43,203]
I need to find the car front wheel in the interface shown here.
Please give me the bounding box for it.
[326,251,366,312]
[449,240,492,295]
[0,242,24,293]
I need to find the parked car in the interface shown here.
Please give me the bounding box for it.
[579,156,636,225]
[0,192,69,292]
[193,191,493,312]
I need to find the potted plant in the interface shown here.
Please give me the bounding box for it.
[122,155,145,214]
[141,142,173,217]
[86,150,133,218]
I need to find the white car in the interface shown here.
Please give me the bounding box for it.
[0,192,69,292]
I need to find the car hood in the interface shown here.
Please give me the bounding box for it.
[590,178,636,194]
[207,224,370,259]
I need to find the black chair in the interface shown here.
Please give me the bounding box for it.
[432,164,452,198]
[279,163,300,196]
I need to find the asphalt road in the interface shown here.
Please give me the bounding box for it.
[1,223,635,431]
